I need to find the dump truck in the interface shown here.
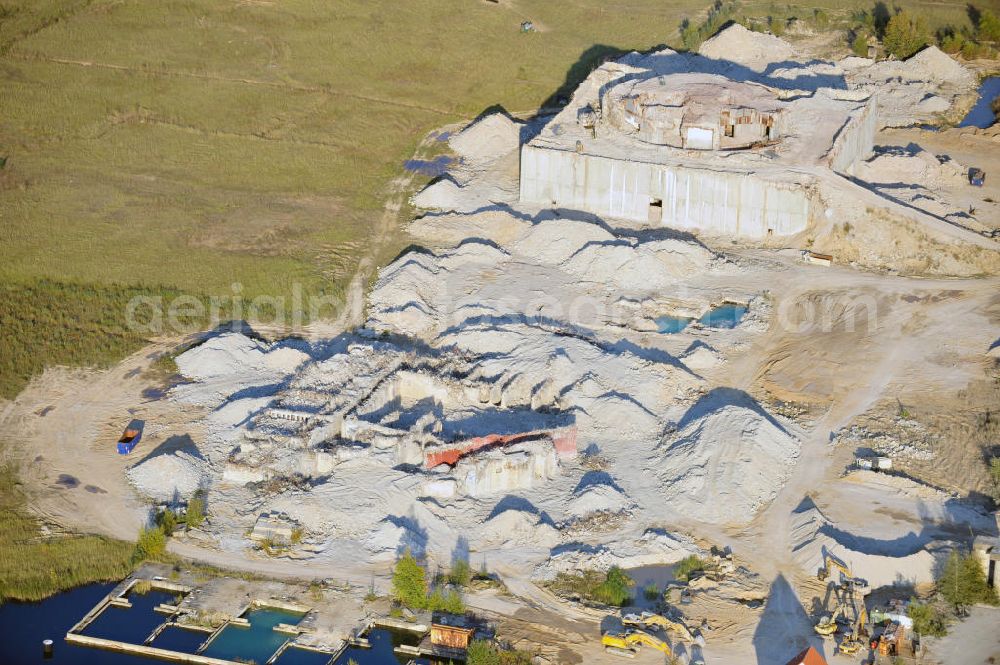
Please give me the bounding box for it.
[116,422,143,454]
[969,167,985,187]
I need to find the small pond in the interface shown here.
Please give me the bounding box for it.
[959,76,1000,128]
[149,625,207,654]
[655,315,693,334]
[332,628,446,665]
[202,607,305,664]
[81,589,177,644]
[626,565,677,609]
[273,645,337,665]
[697,303,748,329]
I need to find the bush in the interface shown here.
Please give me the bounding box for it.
[938,551,999,608]
[185,494,206,529]
[466,640,532,665]
[883,11,930,59]
[674,555,706,582]
[980,10,1000,43]
[908,598,947,636]
[769,16,785,37]
[644,583,660,601]
[156,508,177,536]
[852,33,870,57]
[940,32,966,54]
[427,587,465,614]
[593,566,634,606]
[391,549,427,609]
[449,559,472,587]
[548,567,633,606]
[135,525,167,561]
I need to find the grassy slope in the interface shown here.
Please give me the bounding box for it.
[0,0,995,398]
[0,462,135,603]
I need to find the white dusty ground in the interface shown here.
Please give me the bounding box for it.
[3,24,1000,665]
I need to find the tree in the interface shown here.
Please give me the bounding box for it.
[938,551,998,608]
[156,508,177,536]
[135,525,166,561]
[392,549,427,609]
[853,33,871,57]
[185,494,205,529]
[908,598,947,636]
[979,10,1000,43]
[883,11,930,59]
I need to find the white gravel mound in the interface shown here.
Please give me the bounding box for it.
[568,483,631,518]
[449,112,521,162]
[654,398,799,524]
[907,46,975,86]
[128,451,207,502]
[533,528,700,581]
[412,178,463,211]
[512,219,616,265]
[698,24,795,72]
[790,500,939,587]
[176,333,309,382]
[479,509,560,549]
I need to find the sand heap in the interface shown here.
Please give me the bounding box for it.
[847,45,976,126]
[698,23,795,72]
[789,500,940,587]
[449,112,521,163]
[854,148,971,223]
[653,398,799,524]
[174,333,310,408]
[567,483,632,519]
[533,528,700,580]
[479,509,560,549]
[128,450,207,502]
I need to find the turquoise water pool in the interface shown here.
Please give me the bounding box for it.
[655,315,693,334]
[202,608,304,664]
[698,304,748,329]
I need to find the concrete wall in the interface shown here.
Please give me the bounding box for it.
[520,145,810,237]
[829,96,878,175]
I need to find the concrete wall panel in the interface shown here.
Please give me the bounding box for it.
[521,145,809,238]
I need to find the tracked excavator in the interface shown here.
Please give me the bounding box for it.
[602,629,675,657]
[814,554,871,652]
[622,611,705,646]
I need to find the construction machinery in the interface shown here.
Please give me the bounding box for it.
[817,554,869,593]
[602,630,673,657]
[622,612,705,646]
[814,604,845,638]
[814,554,871,648]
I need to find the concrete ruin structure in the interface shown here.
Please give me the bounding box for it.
[520,68,877,238]
[220,341,577,499]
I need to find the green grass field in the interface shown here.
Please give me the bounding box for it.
[0,0,996,399]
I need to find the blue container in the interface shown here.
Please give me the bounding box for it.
[116,426,142,454]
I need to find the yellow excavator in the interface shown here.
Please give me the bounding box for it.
[602,629,673,656]
[818,554,870,595]
[814,604,845,638]
[815,554,871,651]
[622,612,704,646]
